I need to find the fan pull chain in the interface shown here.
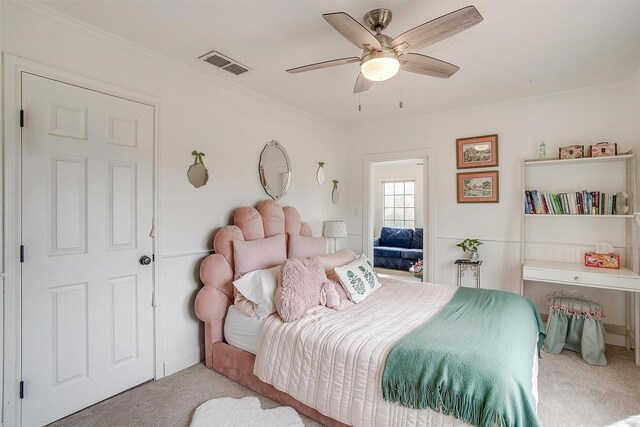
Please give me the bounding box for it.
[399,71,404,109]
[358,93,362,112]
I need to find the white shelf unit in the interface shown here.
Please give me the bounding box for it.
[524,153,634,167]
[524,214,633,218]
[521,152,640,364]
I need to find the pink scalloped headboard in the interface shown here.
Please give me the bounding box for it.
[194,200,312,367]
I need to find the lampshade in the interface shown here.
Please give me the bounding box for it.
[323,221,347,238]
[361,51,400,82]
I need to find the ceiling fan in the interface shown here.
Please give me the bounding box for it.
[286,6,483,93]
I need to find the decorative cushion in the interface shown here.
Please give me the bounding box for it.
[379,227,413,249]
[277,256,328,323]
[233,293,256,317]
[401,249,423,260]
[287,233,326,259]
[318,248,357,301]
[233,234,286,277]
[318,248,358,280]
[411,228,424,249]
[373,246,403,258]
[334,254,381,303]
[232,266,280,320]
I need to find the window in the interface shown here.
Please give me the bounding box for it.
[383,180,415,229]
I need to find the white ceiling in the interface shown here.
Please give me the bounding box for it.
[39,0,640,126]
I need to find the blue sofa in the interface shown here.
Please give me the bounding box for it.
[373,227,423,270]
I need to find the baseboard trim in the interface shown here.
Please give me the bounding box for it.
[163,346,204,376]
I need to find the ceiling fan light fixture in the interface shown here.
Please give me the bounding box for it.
[361,51,400,81]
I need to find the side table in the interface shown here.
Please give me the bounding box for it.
[454,259,482,288]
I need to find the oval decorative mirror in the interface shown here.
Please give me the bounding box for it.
[259,141,291,200]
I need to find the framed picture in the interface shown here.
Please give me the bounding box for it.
[457,170,499,203]
[456,134,498,169]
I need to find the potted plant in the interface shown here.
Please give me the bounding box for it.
[456,238,483,261]
[409,259,424,280]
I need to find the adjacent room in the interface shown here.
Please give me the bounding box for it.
[371,159,425,282]
[1,1,640,427]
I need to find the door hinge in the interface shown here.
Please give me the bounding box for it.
[19,381,24,399]
[20,110,24,128]
[20,245,24,263]
[152,254,155,262]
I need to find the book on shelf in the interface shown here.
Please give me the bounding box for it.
[524,190,621,215]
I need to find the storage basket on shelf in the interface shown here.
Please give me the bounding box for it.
[543,290,607,366]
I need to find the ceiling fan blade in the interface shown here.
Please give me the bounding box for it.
[286,57,360,74]
[400,53,459,78]
[354,72,374,93]
[323,12,381,50]
[391,6,483,53]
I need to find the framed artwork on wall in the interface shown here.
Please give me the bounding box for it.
[457,170,499,203]
[456,134,498,169]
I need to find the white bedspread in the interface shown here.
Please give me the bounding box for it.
[254,279,474,427]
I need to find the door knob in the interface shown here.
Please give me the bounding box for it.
[139,255,152,265]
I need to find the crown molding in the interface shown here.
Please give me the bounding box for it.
[431,76,640,119]
[8,1,639,132]
[352,75,640,131]
[7,0,345,131]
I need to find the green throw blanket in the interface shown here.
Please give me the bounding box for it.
[382,287,545,427]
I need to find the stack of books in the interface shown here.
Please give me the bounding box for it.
[524,190,621,215]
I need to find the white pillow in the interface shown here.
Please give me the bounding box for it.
[334,254,381,303]
[232,265,280,319]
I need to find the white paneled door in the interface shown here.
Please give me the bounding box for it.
[21,73,155,426]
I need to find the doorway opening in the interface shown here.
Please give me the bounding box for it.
[370,159,426,282]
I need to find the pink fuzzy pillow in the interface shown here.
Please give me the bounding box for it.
[277,256,328,323]
[288,234,326,259]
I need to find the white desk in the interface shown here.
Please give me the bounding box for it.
[523,259,640,364]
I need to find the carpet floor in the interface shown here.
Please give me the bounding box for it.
[50,345,640,427]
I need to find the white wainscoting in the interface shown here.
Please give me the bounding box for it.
[161,250,212,376]
[435,237,523,293]
[356,234,627,345]
[524,242,627,266]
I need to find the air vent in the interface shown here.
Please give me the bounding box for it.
[223,64,249,75]
[204,55,231,68]
[199,50,252,76]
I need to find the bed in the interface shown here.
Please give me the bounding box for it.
[194,200,542,427]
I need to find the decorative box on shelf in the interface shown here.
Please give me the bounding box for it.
[588,142,617,157]
[559,145,584,159]
[585,252,620,269]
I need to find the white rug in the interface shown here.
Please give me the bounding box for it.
[607,415,640,427]
[190,396,304,427]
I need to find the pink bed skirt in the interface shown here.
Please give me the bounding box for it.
[208,341,349,427]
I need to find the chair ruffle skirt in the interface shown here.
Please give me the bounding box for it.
[542,290,607,366]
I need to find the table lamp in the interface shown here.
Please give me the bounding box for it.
[323,220,347,253]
